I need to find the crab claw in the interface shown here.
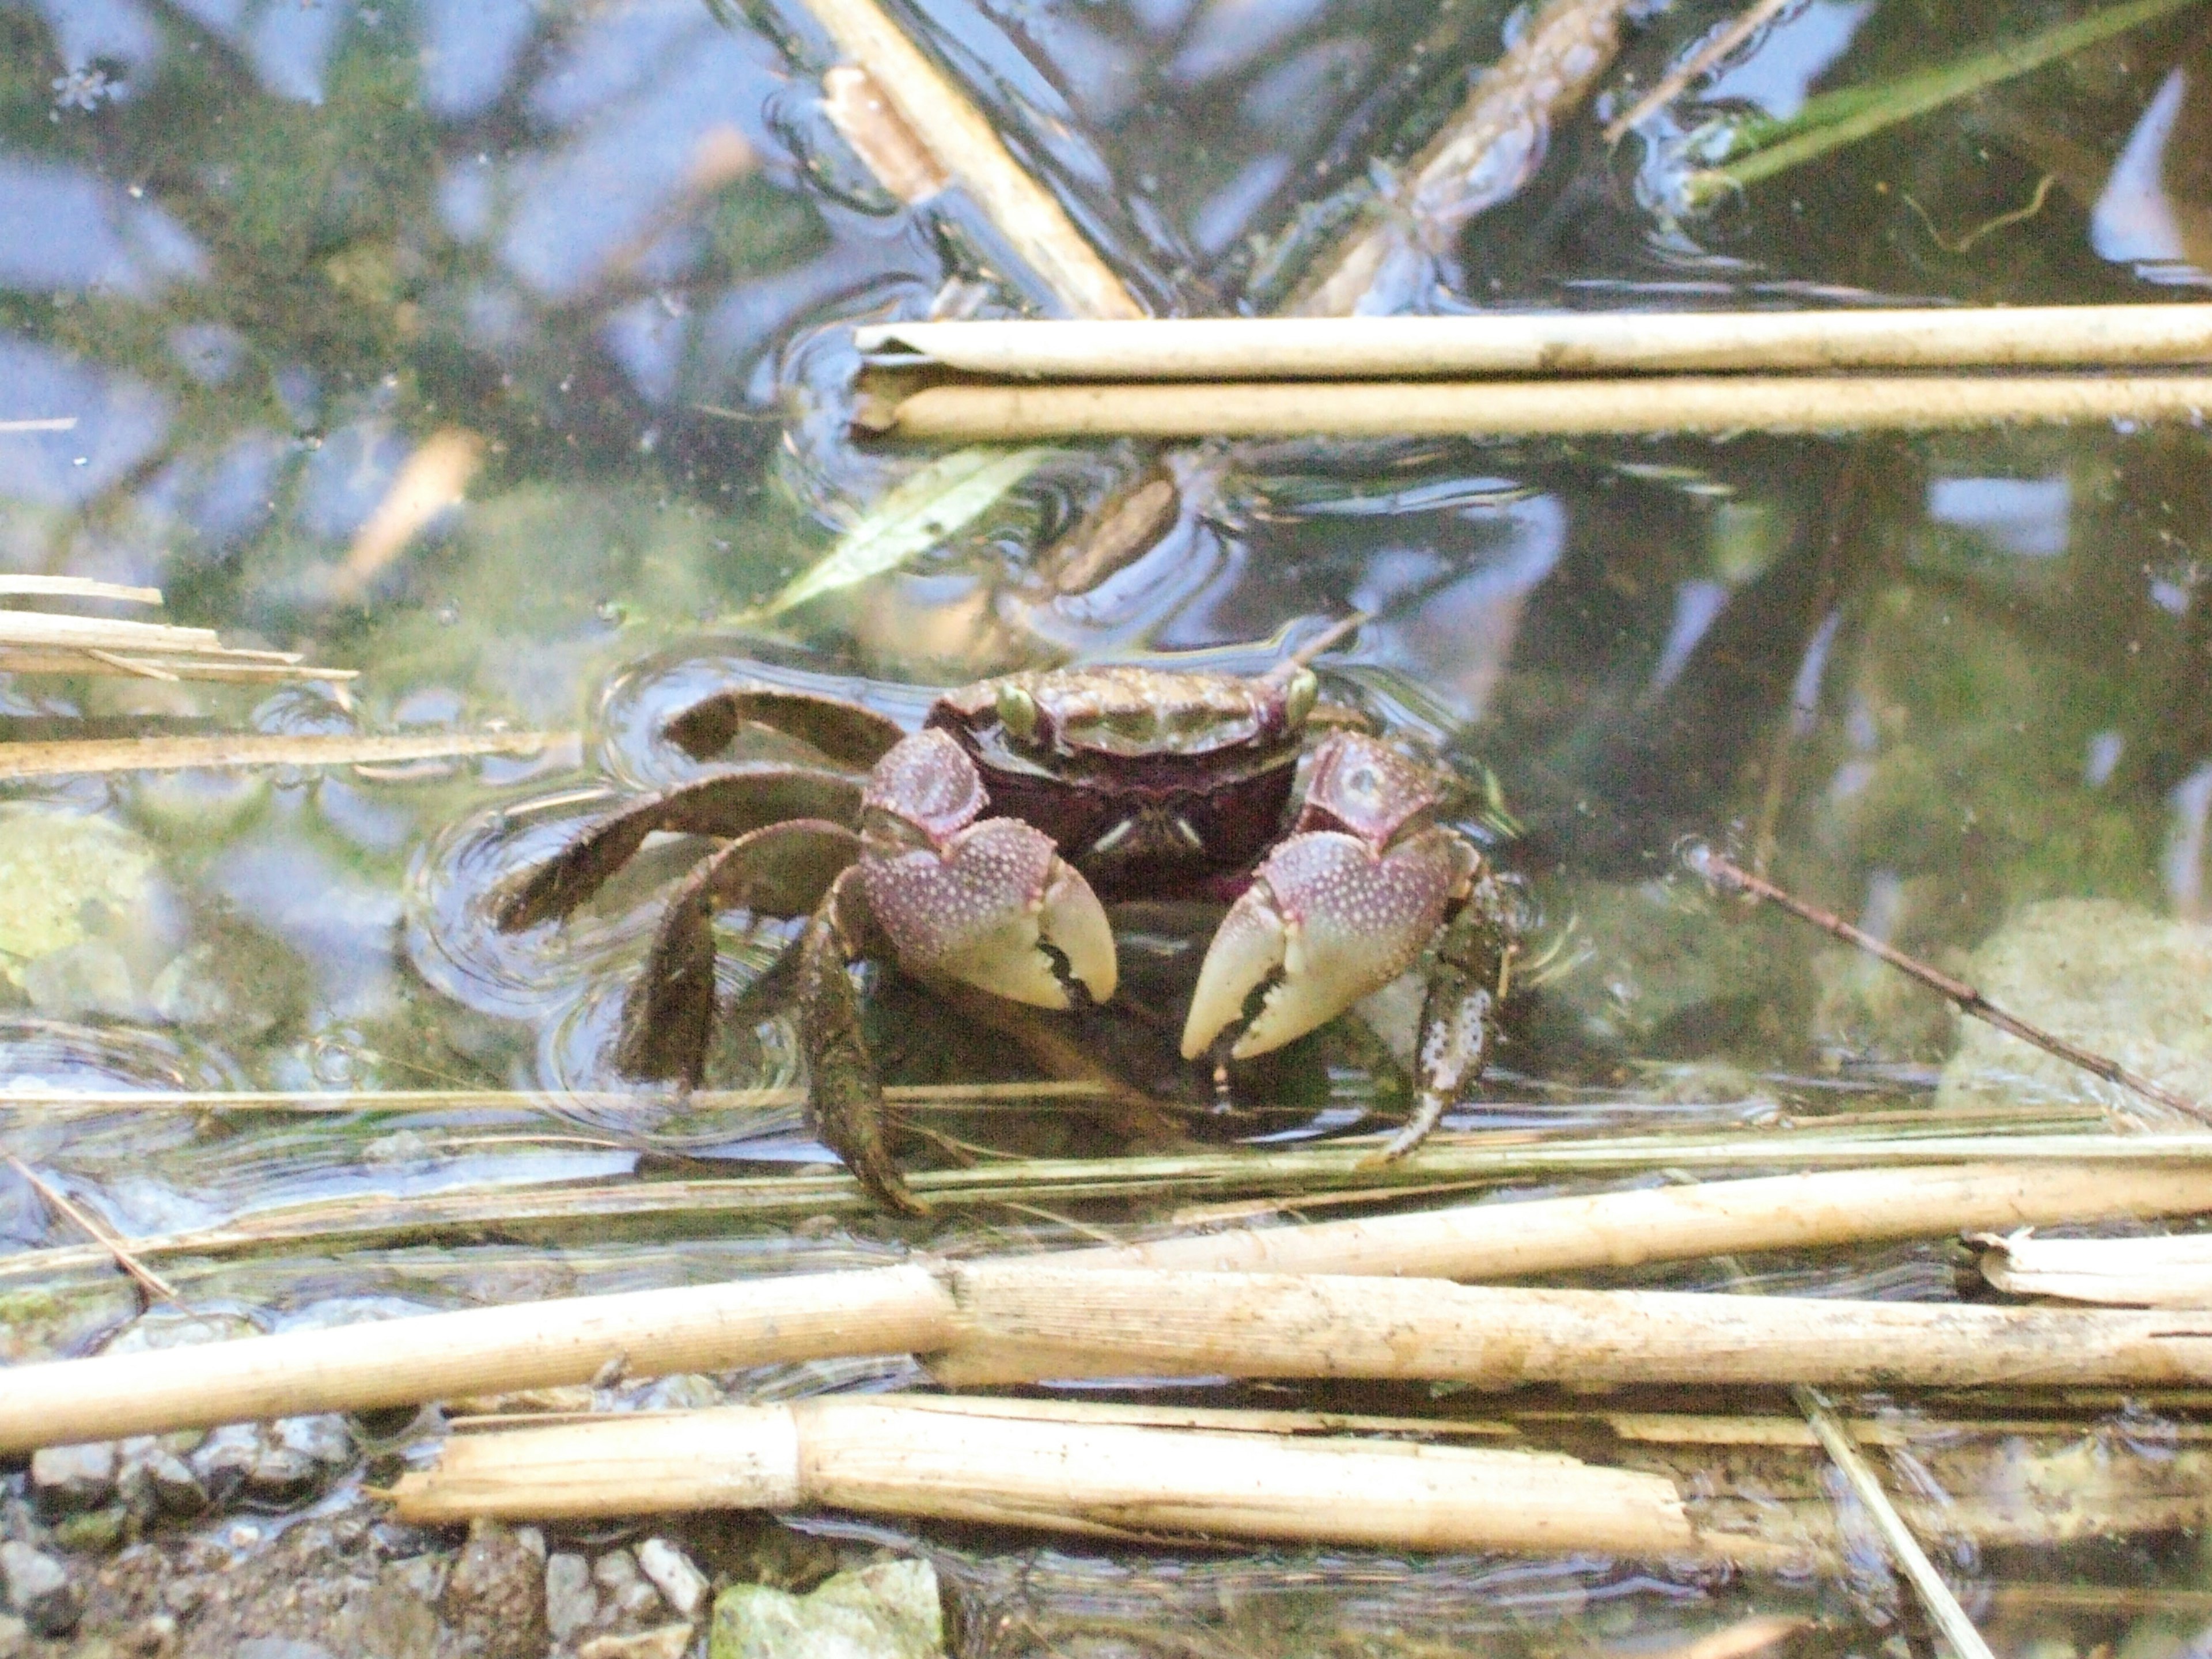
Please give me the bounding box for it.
[1181,825,1472,1060]
[858,730,1117,1009]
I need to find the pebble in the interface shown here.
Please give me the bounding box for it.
[0,1613,25,1659]
[31,1442,118,1516]
[546,1553,599,1639]
[235,1641,337,1659]
[710,1560,944,1659]
[579,1624,694,1659]
[637,1539,709,1618]
[0,1539,84,1638]
[441,1518,549,1659]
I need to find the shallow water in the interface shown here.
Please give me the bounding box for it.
[6,0,2212,1650]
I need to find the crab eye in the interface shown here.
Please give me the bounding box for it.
[995,683,1041,741]
[1282,667,1319,729]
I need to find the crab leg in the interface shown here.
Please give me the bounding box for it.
[614,820,862,1085]
[794,867,925,1216]
[497,770,861,932]
[1376,869,1519,1161]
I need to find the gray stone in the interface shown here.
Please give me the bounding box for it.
[709,1560,943,1659]
[592,1550,641,1592]
[637,1540,708,1618]
[1937,899,2212,1119]
[0,1613,26,1659]
[546,1554,599,1640]
[30,1441,117,1517]
[142,1450,207,1517]
[235,1641,336,1659]
[387,1555,449,1605]
[0,1539,83,1638]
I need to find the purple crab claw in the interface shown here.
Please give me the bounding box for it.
[1181,733,1474,1061]
[857,730,1118,1010]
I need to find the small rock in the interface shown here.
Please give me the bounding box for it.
[546,1554,599,1639]
[158,1580,203,1616]
[637,1540,708,1618]
[143,1450,207,1518]
[336,1579,441,1659]
[387,1555,449,1605]
[710,1560,943,1659]
[235,1641,336,1659]
[50,1506,126,1554]
[441,1518,548,1659]
[0,1539,84,1638]
[593,1551,642,1593]
[125,1612,177,1655]
[613,1581,664,1621]
[31,1442,118,1517]
[579,1624,693,1659]
[0,1613,27,1659]
[514,1527,547,1560]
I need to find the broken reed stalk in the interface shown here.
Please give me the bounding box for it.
[9,1160,2212,1451]
[0,730,567,781]
[391,1396,1772,1565]
[0,601,354,687]
[1976,1230,2212,1306]
[855,306,2212,380]
[1698,852,2212,1125]
[797,0,1139,319]
[859,372,2212,440]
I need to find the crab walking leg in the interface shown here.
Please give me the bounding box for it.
[1376,872,1518,1161]
[795,867,927,1216]
[616,820,864,1085]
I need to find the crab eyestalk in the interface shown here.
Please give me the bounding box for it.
[857,730,1118,1010]
[1181,732,1474,1062]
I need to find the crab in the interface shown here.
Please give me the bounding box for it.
[497,639,1519,1213]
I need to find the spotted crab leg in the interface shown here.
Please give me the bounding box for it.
[1376,868,1520,1161]
[496,769,862,932]
[615,819,863,1084]
[662,688,906,770]
[794,865,921,1215]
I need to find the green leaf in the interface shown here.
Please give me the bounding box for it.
[752,446,1056,620]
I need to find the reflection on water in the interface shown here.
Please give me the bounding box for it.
[6,0,2212,1641]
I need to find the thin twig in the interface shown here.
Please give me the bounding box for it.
[1794,1385,1995,1659]
[7,1155,180,1305]
[1605,0,1796,143]
[1695,851,2212,1125]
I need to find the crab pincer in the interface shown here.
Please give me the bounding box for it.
[1181,732,1508,1155]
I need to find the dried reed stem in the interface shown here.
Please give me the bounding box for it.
[6,1156,178,1305]
[0,1266,956,1455]
[8,1147,2209,1285]
[1975,1229,2212,1306]
[1792,1382,1996,1659]
[861,372,2212,440]
[0,730,566,781]
[856,305,2212,379]
[930,1263,2212,1391]
[391,1396,1761,1565]
[797,0,1139,318]
[12,1174,2212,1452]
